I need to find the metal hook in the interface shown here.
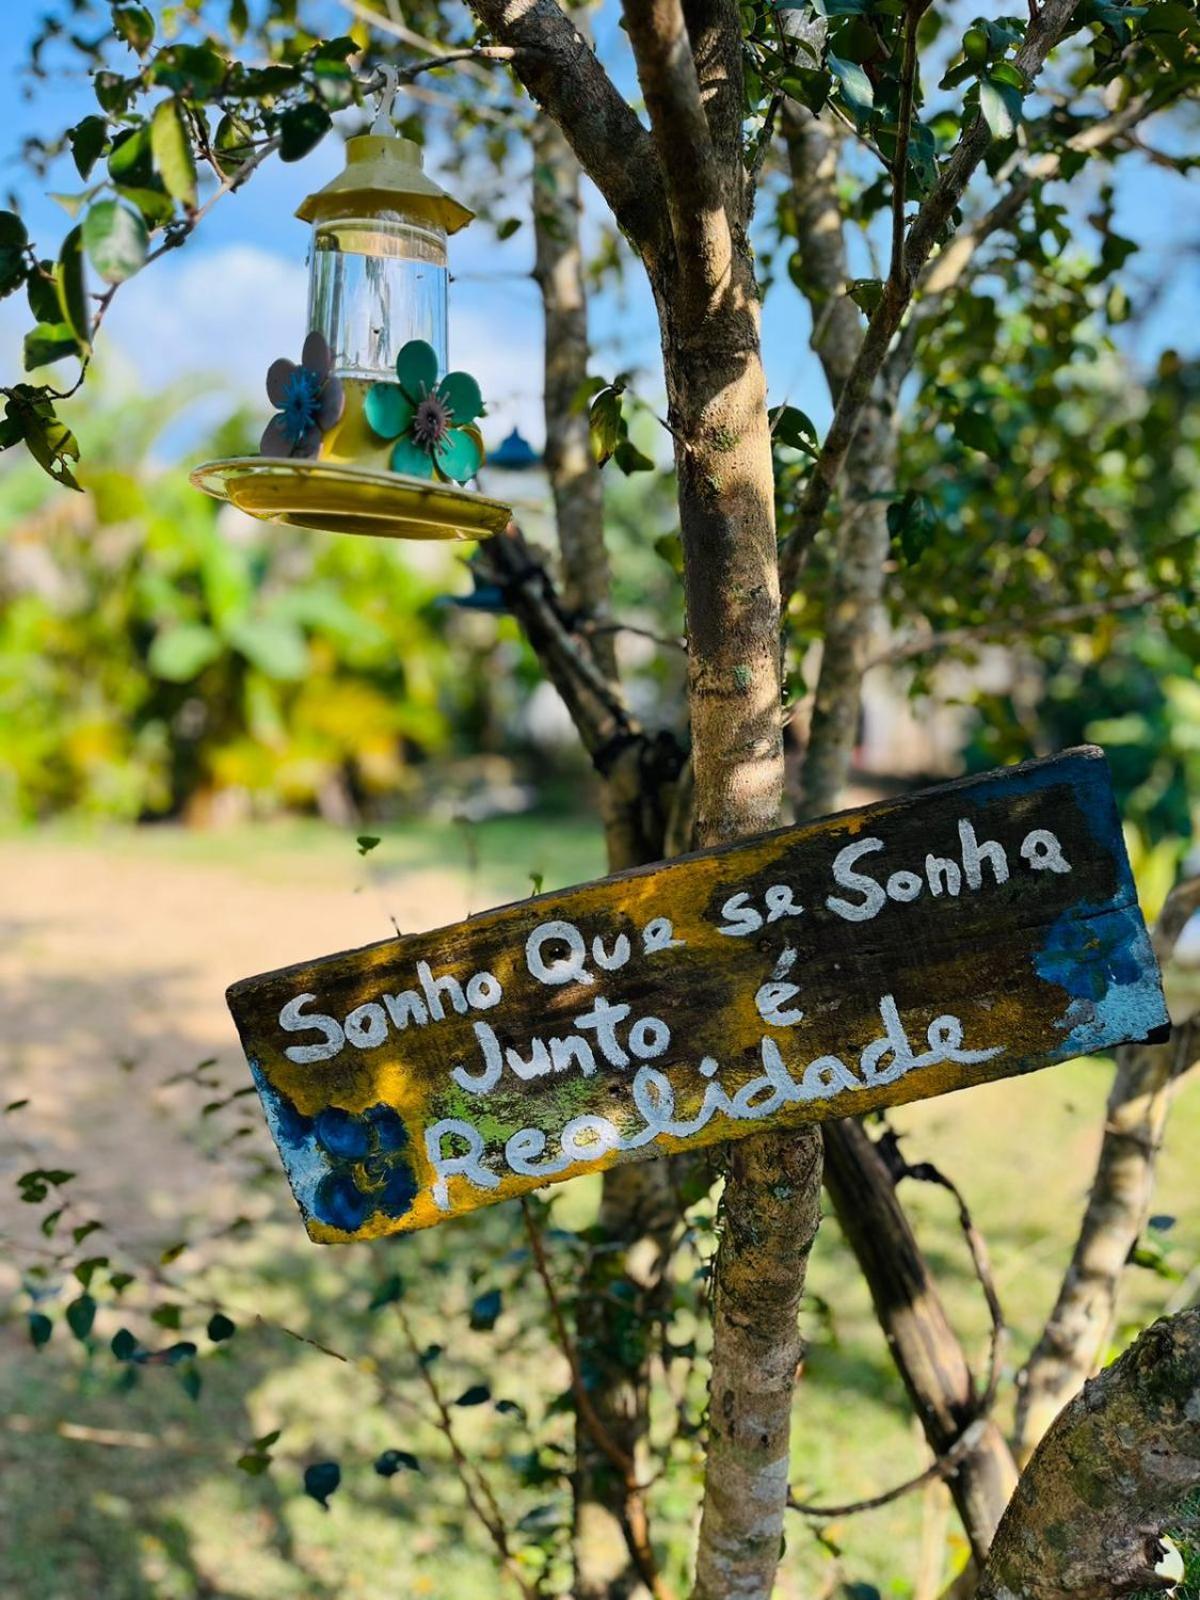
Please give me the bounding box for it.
[371,64,401,135]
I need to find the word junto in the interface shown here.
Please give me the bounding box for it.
[425,995,1003,1208]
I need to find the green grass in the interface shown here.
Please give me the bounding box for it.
[2,819,1199,1600]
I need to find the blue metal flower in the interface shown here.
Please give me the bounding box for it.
[260,331,345,459]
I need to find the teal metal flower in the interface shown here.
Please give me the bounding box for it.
[364,339,485,484]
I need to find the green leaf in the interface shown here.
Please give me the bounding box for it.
[304,1461,341,1509]
[357,835,382,858]
[69,116,110,180]
[279,102,332,163]
[56,226,91,353]
[148,623,223,682]
[26,260,60,324]
[368,1271,403,1307]
[113,5,155,54]
[226,617,308,681]
[496,217,522,240]
[108,126,155,188]
[847,278,885,315]
[588,387,624,467]
[94,71,139,115]
[114,185,176,228]
[887,490,937,565]
[653,532,684,575]
[22,408,81,489]
[28,1312,53,1348]
[979,76,1023,140]
[111,1327,139,1361]
[24,323,80,371]
[0,210,30,298]
[74,1256,109,1288]
[215,113,256,176]
[151,98,197,208]
[469,1288,502,1331]
[151,43,226,97]
[781,68,831,113]
[238,1451,272,1475]
[229,0,249,37]
[82,200,149,285]
[151,1303,183,1330]
[954,408,1003,458]
[65,1294,97,1341]
[828,54,874,115]
[454,1384,491,1407]
[614,439,655,474]
[770,405,819,456]
[207,1313,236,1342]
[178,1363,203,1401]
[375,1448,421,1476]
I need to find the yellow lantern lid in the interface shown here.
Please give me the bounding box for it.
[295,134,474,235]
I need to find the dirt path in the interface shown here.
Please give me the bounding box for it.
[0,833,476,1254]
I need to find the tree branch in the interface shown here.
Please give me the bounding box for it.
[1013,877,1200,1463]
[621,0,734,311]
[978,1307,1200,1600]
[466,0,668,255]
[868,585,1174,670]
[778,0,1085,603]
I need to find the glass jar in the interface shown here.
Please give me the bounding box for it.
[307,212,449,383]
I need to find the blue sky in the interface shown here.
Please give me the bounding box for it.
[0,0,1195,461]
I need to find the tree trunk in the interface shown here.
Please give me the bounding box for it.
[1013,881,1200,1463]
[528,114,687,1596]
[795,393,896,821]
[652,239,825,1600]
[784,99,1018,1561]
[532,114,617,679]
[823,1121,1018,1563]
[977,1307,1200,1600]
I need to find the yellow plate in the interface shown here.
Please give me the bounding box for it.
[190,457,511,542]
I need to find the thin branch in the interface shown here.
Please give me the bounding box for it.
[622,0,733,303]
[888,0,926,289]
[777,0,1086,604]
[789,1416,993,1520]
[465,0,667,256]
[869,584,1173,670]
[392,1300,542,1600]
[520,1199,673,1600]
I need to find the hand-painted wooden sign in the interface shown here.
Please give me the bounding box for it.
[227,748,1168,1242]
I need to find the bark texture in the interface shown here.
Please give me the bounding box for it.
[531,115,616,678]
[822,1120,1018,1562]
[1013,881,1200,1462]
[785,104,1017,1559]
[693,1126,824,1600]
[978,1307,1200,1600]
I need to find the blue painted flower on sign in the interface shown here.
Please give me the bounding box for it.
[1035,904,1145,1001]
[311,1104,419,1231]
[250,1072,417,1232]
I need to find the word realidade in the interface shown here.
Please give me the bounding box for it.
[276,817,1071,1066]
[422,993,1003,1210]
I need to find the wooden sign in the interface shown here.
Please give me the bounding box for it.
[227,748,1168,1242]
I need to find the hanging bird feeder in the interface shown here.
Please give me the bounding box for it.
[191,76,510,542]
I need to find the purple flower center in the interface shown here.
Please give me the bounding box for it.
[281,367,322,442]
[412,393,451,449]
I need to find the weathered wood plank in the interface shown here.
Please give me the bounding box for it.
[227,747,1168,1242]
